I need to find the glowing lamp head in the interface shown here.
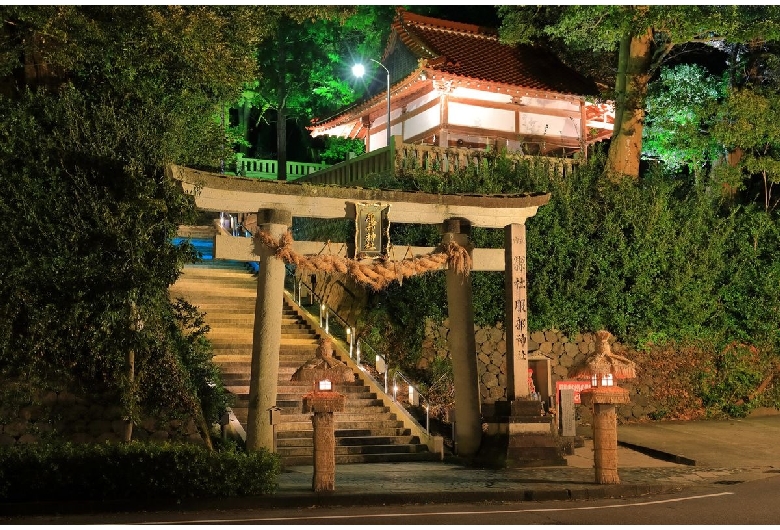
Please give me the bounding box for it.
[352,64,366,78]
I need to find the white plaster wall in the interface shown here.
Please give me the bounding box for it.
[448,102,515,133]
[450,86,513,103]
[369,129,386,150]
[404,104,441,140]
[518,96,580,112]
[520,113,580,139]
[405,90,439,113]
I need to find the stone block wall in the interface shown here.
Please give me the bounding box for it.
[0,389,206,447]
[420,320,655,423]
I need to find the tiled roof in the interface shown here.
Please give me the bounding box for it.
[390,8,598,97]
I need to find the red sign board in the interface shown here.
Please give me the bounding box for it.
[556,380,592,404]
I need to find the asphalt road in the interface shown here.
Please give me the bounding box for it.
[3,474,779,526]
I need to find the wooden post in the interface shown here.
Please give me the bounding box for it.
[246,208,291,452]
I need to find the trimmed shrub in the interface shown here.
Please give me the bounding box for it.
[0,442,281,503]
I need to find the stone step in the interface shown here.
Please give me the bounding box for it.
[208,329,320,342]
[171,260,435,466]
[272,401,387,413]
[176,277,250,284]
[266,412,397,424]
[276,420,404,433]
[203,315,256,324]
[278,443,430,458]
[172,281,256,293]
[277,434,418,448]
[230,390,376,401]
[281,451,440,467]
[216,358,323,370]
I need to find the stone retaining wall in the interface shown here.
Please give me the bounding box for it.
[0,389,206,447]
[420,320,655,423]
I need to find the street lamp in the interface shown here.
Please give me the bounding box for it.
[352,59,391,148]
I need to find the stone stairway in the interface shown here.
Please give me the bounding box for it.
[170,260,436,466]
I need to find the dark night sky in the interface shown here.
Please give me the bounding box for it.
[406,5,501,28]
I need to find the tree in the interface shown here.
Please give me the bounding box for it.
[498,5,780,181]
[712,87,780,212]
[234,6,393,179]
[643,63,726,180]
[0,6,325,446]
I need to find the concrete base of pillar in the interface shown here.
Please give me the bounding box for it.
[475,399,568,469]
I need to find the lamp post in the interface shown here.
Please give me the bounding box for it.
[352,59,391,148]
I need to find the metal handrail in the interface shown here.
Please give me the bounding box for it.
[287,273,430,435]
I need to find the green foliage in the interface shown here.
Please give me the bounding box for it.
[498,6,780,179]
[0,442,280,502]
[233,6,393,161]
[699,343,769,418]
[0,6,271,435]
[527,152,780,351]
[643,64,726,176]
[712,87,780,211]
[365,149,780,366]
[318,136,365,165]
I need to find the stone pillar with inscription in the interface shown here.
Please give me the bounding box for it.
[476,223,566,468]
[442,218,482,457]
[246,208,291,452]
[505,223,529,401]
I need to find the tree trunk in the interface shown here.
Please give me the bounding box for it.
[123,347,134,442]
[239,101,252,156]
[276,25,288,182]
[606,28,653,181]
[277,106,287,181]
[195,403,214,451]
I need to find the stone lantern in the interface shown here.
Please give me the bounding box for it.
[569,330,636,485]
[302,382,346,492]
[293,337,353,492]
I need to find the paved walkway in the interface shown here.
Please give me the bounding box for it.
[264,409,780,507]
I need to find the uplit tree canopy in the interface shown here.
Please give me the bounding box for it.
[643,63,726,178]
[234,6,393,179]
[498,5,780,181]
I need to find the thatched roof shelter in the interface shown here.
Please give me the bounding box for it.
[568,330,637,383]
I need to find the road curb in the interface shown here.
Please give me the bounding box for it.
[0,483,689,517]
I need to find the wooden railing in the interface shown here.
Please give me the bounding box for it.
[295,136,579,187]
[295,141,396,186]
[233,137,580,186]
[394,141,578,179]
[235,156,328,180]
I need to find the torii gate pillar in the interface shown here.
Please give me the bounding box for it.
[246,208,291,452]
[442,218,482,457]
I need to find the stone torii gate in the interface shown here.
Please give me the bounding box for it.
[169,164,551,460]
